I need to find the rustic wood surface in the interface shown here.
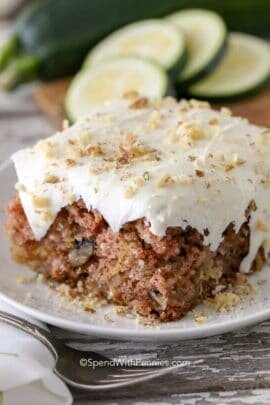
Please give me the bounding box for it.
[2,78,270,405]
[1,21,270,405]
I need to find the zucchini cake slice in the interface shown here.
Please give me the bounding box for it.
[4,96,270,322]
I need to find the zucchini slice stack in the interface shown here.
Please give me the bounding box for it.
[66,19,185,121]
[66,56,170,122]
[188,33,270,100]
[66,9,270,120]
[166,9,227,87]
[84,20,187,77]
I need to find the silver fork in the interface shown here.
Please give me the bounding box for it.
[0,311,181,390]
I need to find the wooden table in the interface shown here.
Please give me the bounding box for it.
[1,81,270,405]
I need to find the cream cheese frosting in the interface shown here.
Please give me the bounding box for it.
[11,96,270,273]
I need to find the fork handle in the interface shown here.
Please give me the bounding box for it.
[0,310,58,357]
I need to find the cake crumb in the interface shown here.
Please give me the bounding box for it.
[194,315,208,324]
[16,274,28,283]
[204,292,241,312]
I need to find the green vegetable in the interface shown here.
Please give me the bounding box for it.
[187,33,270,101]
[84,20,187,77]
[66,56,171,122]
[166,9,227,86]
[0,0,269,89]
[0,36,19,71]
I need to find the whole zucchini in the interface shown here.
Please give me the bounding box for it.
[0,0,269,89]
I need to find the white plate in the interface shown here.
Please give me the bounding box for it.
[1,160,270,341]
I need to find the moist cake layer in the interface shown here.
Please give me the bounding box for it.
[5,197,264,322]
[11,97,270,273]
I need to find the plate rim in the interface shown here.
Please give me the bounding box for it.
[1,160,270,341]
[1,290,270,341]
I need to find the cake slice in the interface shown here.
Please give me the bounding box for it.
[5,96,270,322]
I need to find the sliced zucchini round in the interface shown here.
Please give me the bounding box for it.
[84,19,186,76]
[188,33,270,101]
[166,9,227,86]
[65,56,170,122]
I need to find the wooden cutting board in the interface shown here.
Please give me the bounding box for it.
[33,79,270,130]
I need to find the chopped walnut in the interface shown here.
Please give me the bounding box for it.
[233,153,246,166]
[261,179,270,188]
[190,99,210,109]
[77,131,92,147]
[224,162,235,172]
[250,200,257,212]
[194,315,208,324]
[117,142,157,165]
[182,122,206,140]
[41,210,54,221]
[149,291,167,310]
[256,219,270,232]
[156,174,174,188]
[129,97,149,109]
[123,186,137,199]
[32,195,50,209]
[37,140,55,159]
[68,239,94,267]
[82,145,103,157]
[147,110,162,129]
[44,175,60,184]
[209,117,219,125]
[161,96,177,106]
[65,158,75,167]
[255,131,270,146]
[205,292,241,312]
[176,121,207,149]
[123,131,137,145]
[174,175,193,185]
[16,274,29,283]
[66,193,76,204]
[195,169,204,177]
[134,176,145,188]
[220,107,232,116]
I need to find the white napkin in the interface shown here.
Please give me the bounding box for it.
[0,299,73,405]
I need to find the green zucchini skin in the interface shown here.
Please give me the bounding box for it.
[175,33,228,91]
[185,76,270,103]
[13,0,270,81]
[169,46,188,79]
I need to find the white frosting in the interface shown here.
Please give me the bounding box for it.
[11,97,270,273]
